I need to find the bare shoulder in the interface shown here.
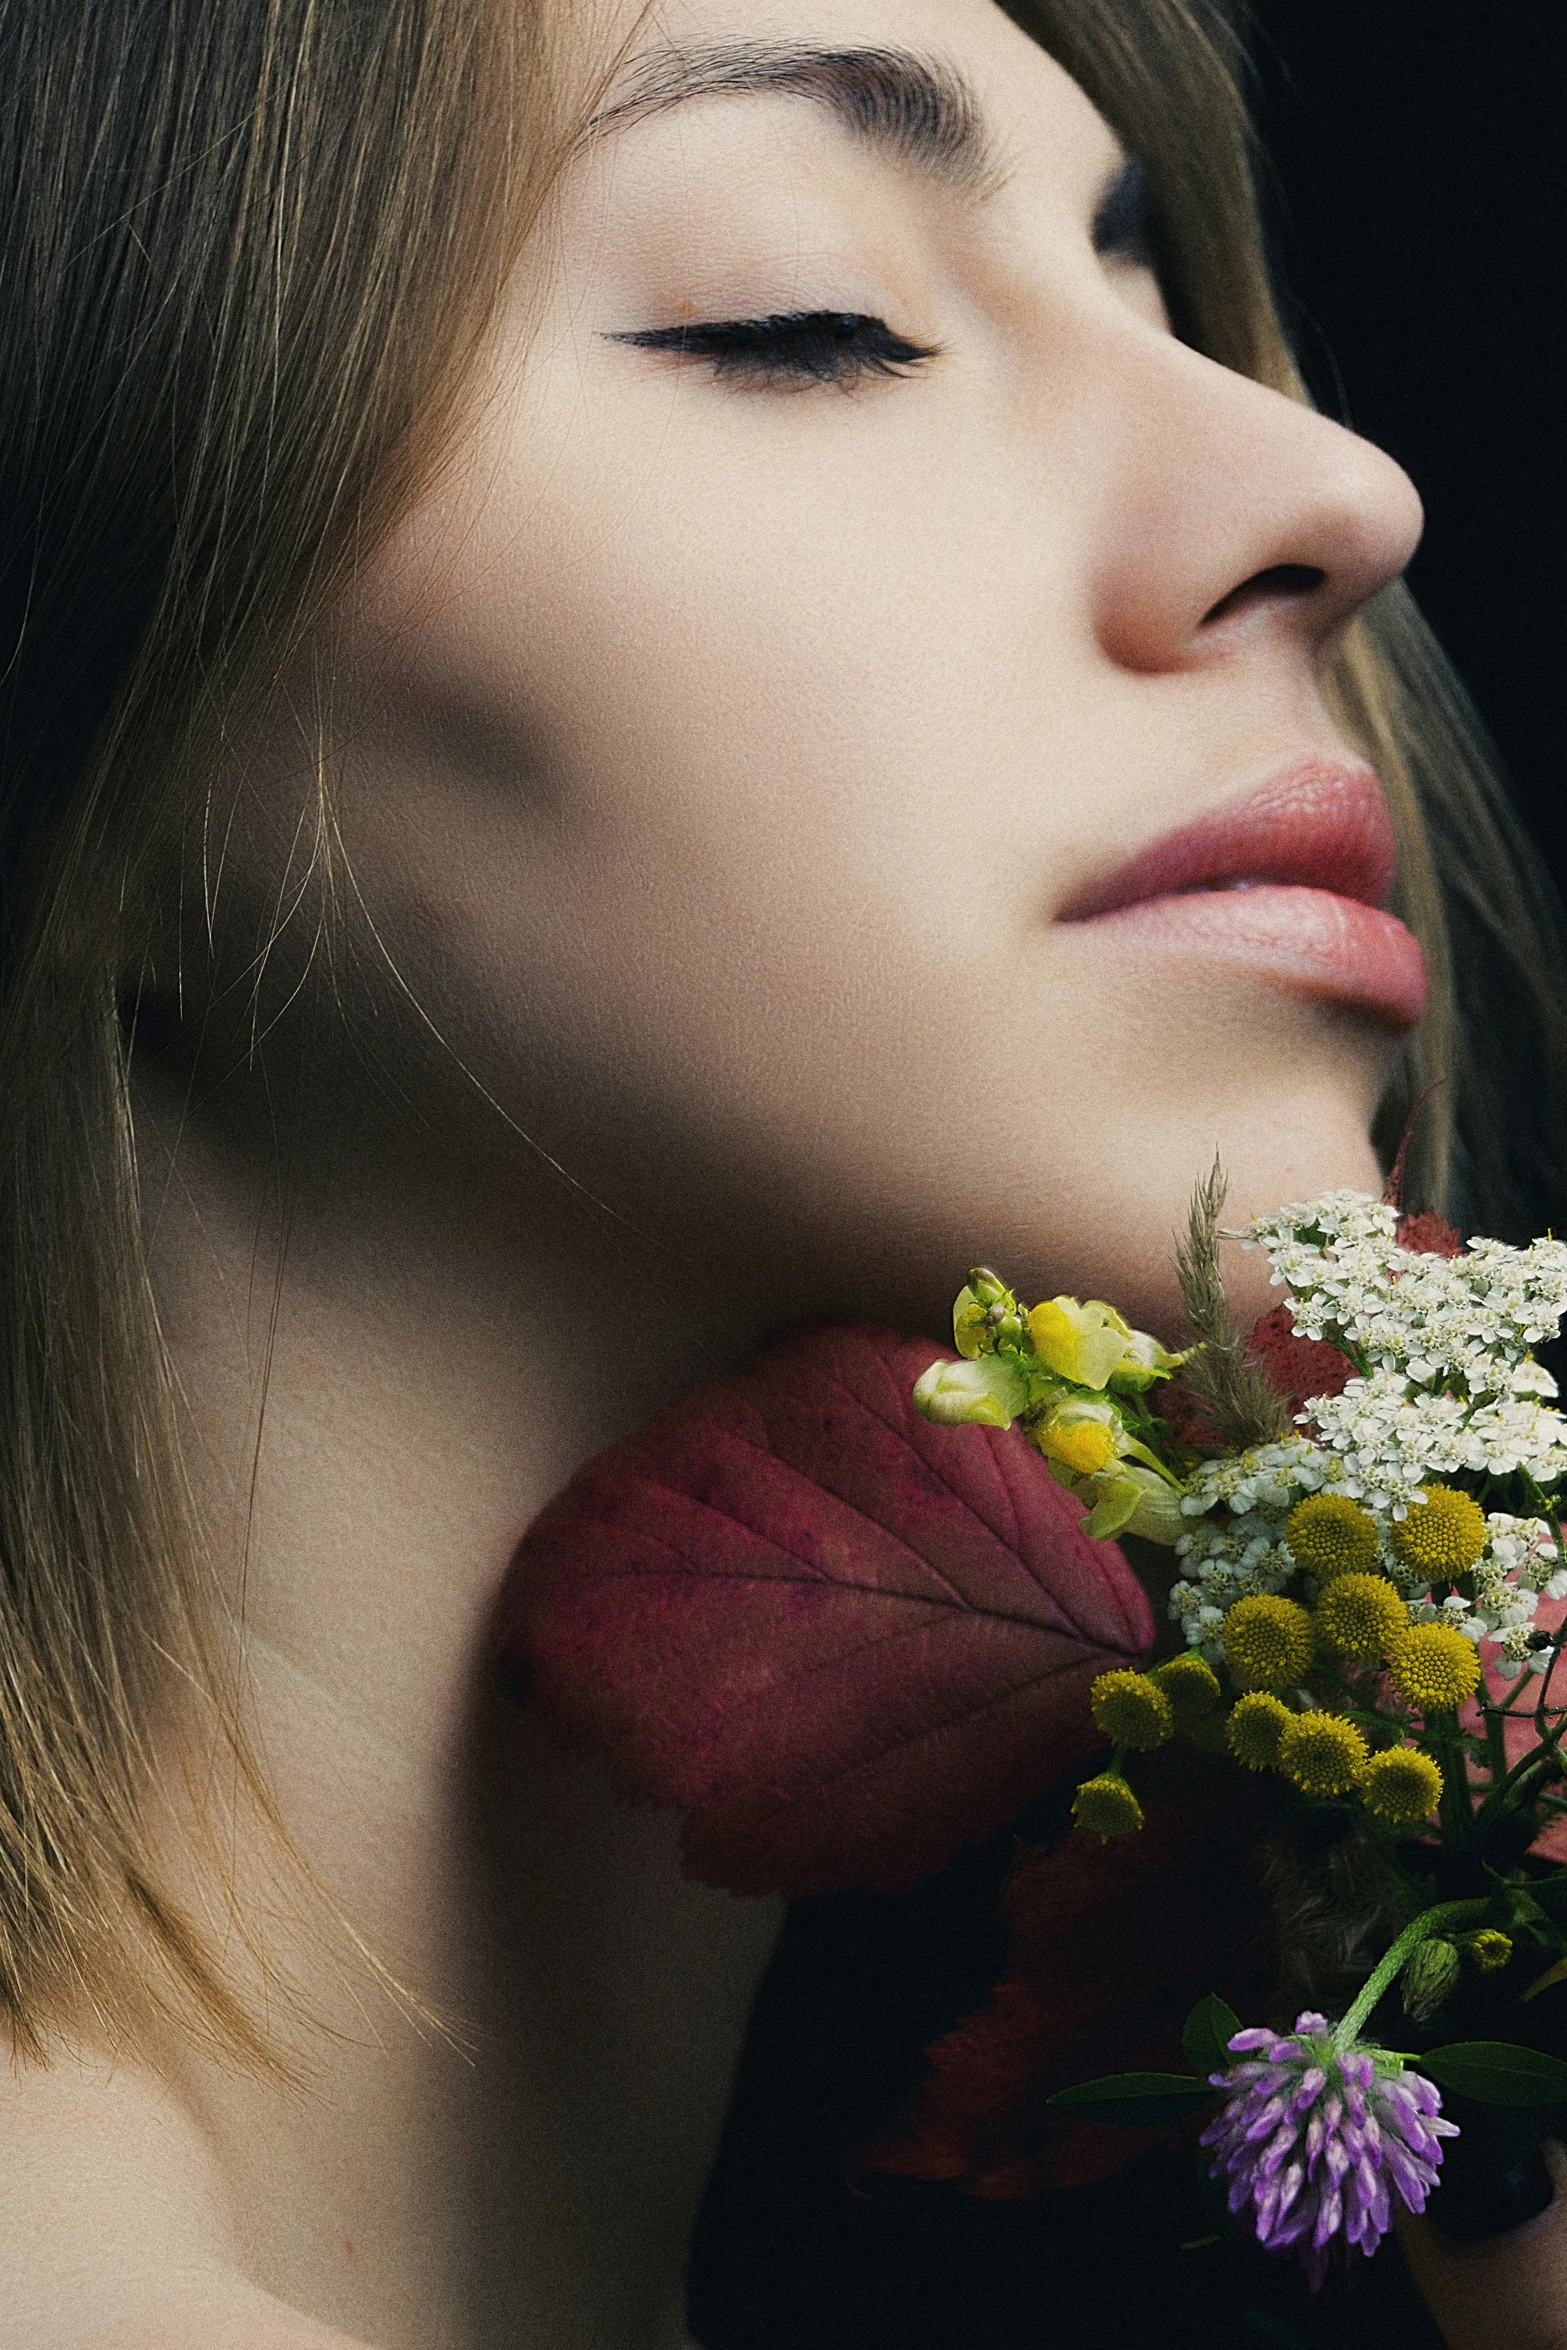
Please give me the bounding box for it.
[3,2276,377,2350]
[0,2051,378,2350]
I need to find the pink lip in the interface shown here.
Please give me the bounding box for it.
[1060,759,1429,1030]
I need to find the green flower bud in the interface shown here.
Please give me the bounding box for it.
[1401,1936,1462,2024]
[1116,1462,1188,1545]
[952,1269,1026,1358]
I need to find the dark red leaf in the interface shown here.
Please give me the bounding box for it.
[1245,1302,1354,1423]
[1397,1208,1466,1259]
[498,1324,1154,1897]
[1160,1302,1353,1447]
[863,1757,1276,2194]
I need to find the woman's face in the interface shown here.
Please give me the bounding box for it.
[304,0,1427,1338]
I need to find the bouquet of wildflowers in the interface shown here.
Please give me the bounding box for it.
[913,1171,1567,2289]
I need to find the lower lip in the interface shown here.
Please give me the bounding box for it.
[1074,884,1429,1029]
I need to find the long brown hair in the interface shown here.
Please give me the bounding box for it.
[0,0,569,2059]
[1,0,1561,2062]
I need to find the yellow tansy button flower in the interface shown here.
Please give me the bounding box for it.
[1226,1691,1293,1771]
[1222,1594,1315,1689]
[1152,1652,1222,1726]
[1286,1492,1381,1581]
[1390,1486,1489,1581]
[1071,1773,1144,1838]
[1277,1710,1370,1797]
[1089,1669,1173,1751]
[1360,1745,1443,1825]
[1314,1572,1409,1662]
[1387,1623,1482,1712]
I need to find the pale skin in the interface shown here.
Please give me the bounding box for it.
[0,0,1549,2343]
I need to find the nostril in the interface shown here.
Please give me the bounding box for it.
[1200,563,1327,627]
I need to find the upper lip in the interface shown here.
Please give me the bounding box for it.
[1060,759,1398,922]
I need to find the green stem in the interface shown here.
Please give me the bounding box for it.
[1333,1900,1489,2051]
[1473,1709,1567,1829]
[1426,1711,1474,1844]
[1536,1620,1564,1729]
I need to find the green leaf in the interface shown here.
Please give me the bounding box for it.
[1520,1956,1567,2005]
[1244,2313,1305,2350]
[1520,1873,1567,1924]
[1182,1993,1242,2079]
[1046,2071,1217,2128]
[1420,2041,1567,2107]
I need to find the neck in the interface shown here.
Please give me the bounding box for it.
[36,1058,786,2349]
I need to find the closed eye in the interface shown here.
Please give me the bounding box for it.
[605,309,941,390]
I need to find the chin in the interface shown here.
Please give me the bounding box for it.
[914,1082,1388,1351]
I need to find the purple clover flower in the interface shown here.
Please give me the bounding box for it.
[1200,2011,1458,2291]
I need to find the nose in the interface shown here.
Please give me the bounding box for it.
[1088,334,1425,676]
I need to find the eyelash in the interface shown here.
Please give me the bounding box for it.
[608,310,940,389]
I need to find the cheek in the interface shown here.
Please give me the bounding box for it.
[338,696,1394,1342]
[338,399,1399,1327]
[343,420,1058,1093]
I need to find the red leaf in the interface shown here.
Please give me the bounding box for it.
[1245,1302,1354,1423]
[1160,1302,1353,1447]
[1397,1208,1465,1259]
[864,1759,1276,2195]
[498,1324,1154,1897]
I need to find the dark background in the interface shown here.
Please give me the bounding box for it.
[1249,0,1563,887]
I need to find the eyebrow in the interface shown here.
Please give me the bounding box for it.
[587,41,1005,200]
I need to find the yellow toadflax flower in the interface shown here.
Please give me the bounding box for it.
[1032,1395,1123,1478]
[1103,1326,1190,1392]
[1387,1623,1482,1712]
[1027,1296,1131,1391]
[1390,1486,1489,1581]
[1277,1710,1370,1797]
[1071,1772,1143,1838]
[1226,1691,1293,1771]
[1089,1669,1173,1750]
[1078,1463,1188,1546]
[1222,1594,1315,1689]
[1314,1572,1409,1662]
[1360,1745,1443,1826]
[912,1352,1028,1429]
[1153,1652,1222,1726]
[1286,1493,1381,1581]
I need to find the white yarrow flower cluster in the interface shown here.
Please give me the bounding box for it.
[1172,1441,1327,1654]
[1180,1436,1328,1519]
[1307,1376,1567,1511]
[1460,1512,1566,1678]
[1170,1514,1296,1659]
[1248,1196,1567,1404]
[1167,1192,1567,1676]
